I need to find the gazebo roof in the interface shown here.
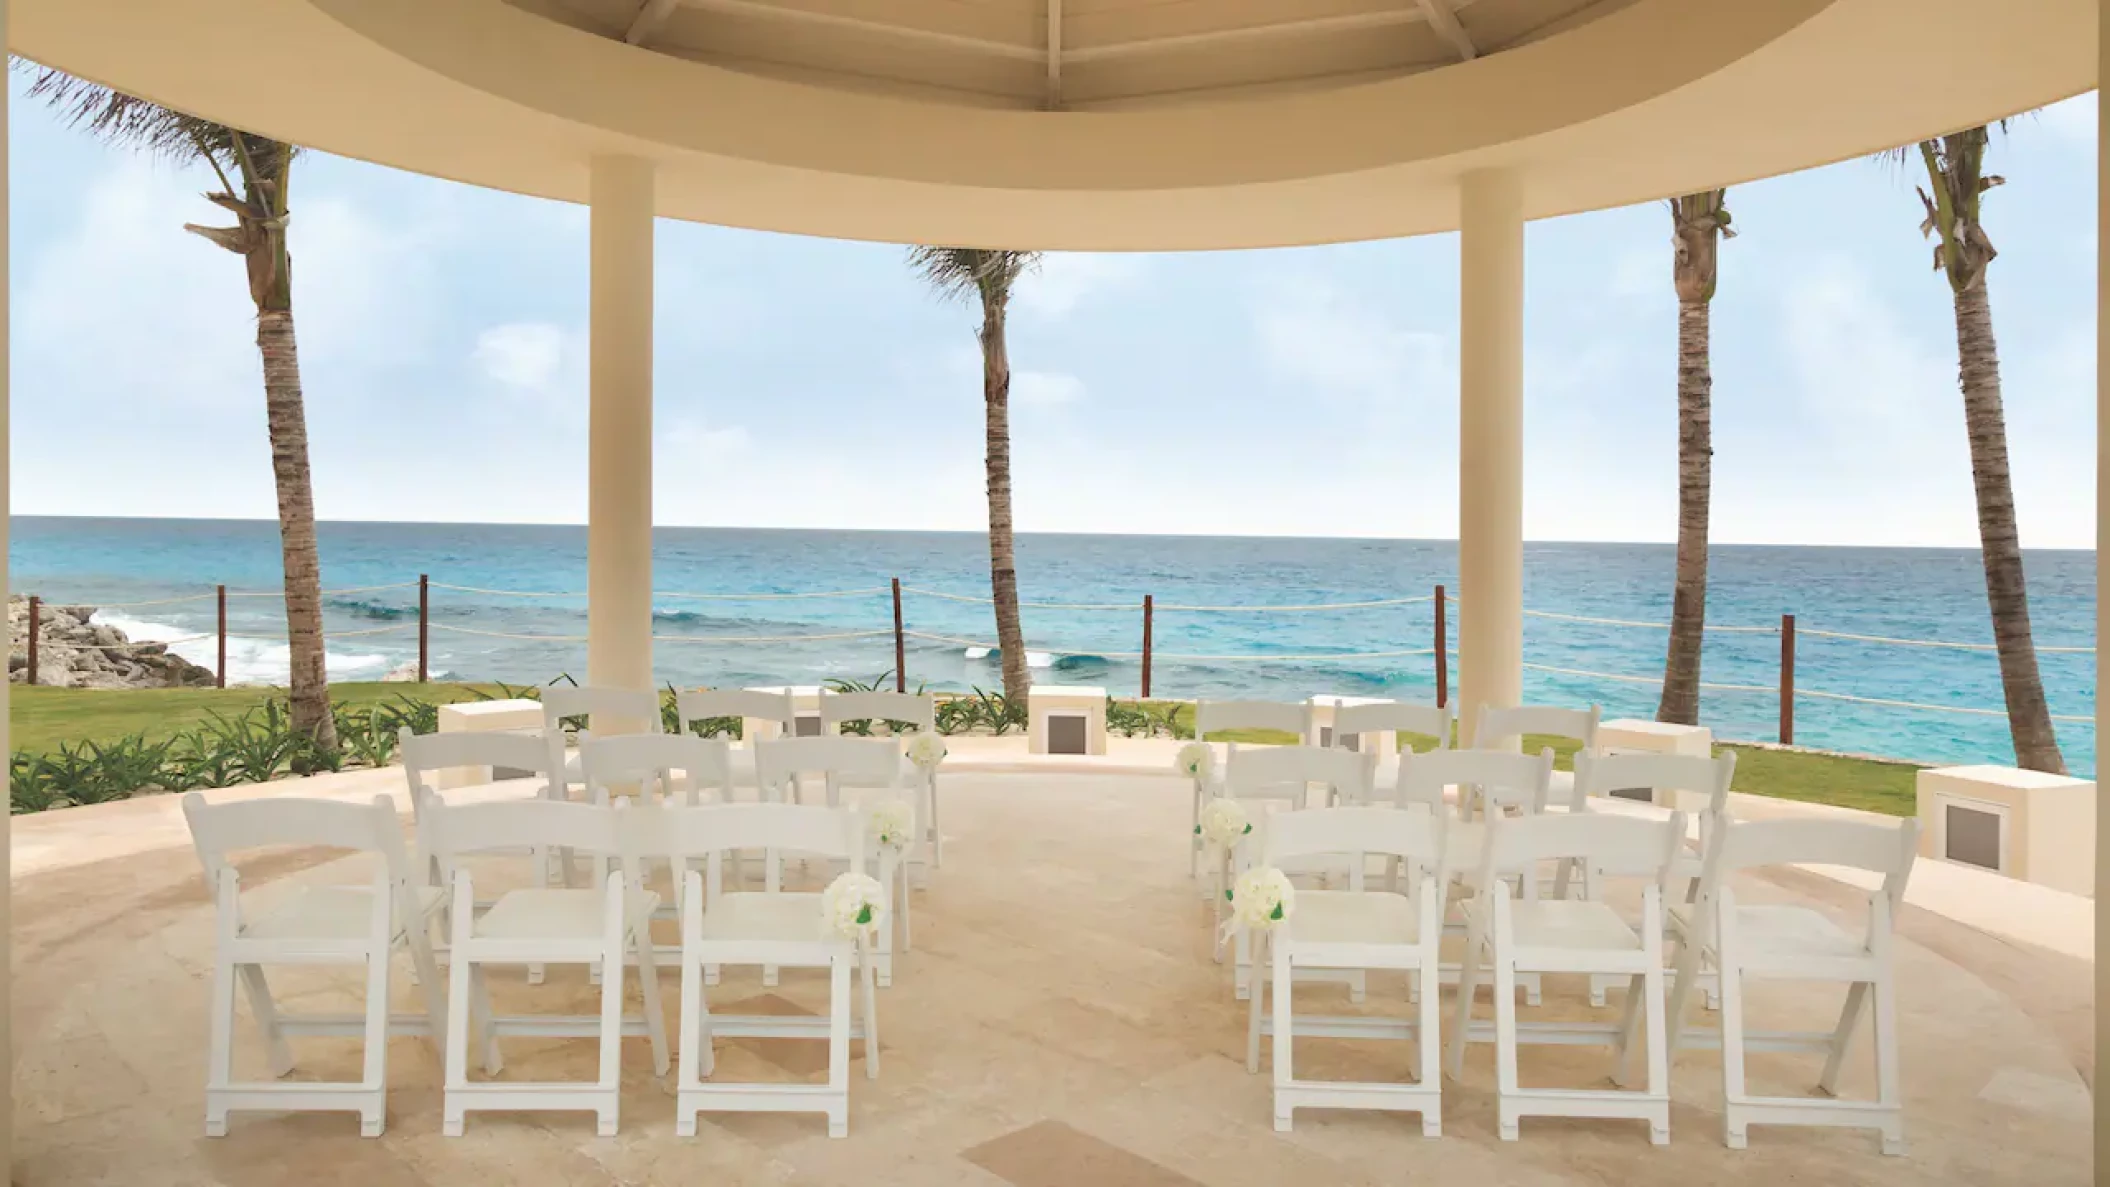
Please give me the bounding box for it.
[13,0,2096,248]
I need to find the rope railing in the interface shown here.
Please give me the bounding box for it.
[899,586,1135,611]
[1799,626,2095,654]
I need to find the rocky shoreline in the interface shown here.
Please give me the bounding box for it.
[8,596,218,689]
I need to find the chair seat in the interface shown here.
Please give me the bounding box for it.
[242,885,444,941]
[1669,902,1869,964]
[697,892,830,943]
[1291,890,1423,946]
[476,887,658,941]
[1487,900,1643,952]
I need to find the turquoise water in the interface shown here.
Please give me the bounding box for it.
[8,517,2097,775]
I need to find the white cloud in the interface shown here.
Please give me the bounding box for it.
[1014,253,1145,318]
[474,322,569,390]
[2033,93,2097,144]
[1255,279,1455,409]
[1013,370,1085,406]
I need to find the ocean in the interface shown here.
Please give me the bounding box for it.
[8,517,2097,776]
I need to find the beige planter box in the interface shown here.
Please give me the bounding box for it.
[1916,765,2096,898]
[436,698,544,789]
[744,684,825,743]
[1030,685,1107,756]
[1307,695,1396,755]
[1597,718,1715,812]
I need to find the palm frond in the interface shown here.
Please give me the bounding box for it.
[908,247,1041,309]
[18,63,298,205]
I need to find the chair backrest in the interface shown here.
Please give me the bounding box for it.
[420,795,622,885]
[620,801,866,869]
[1572,750,1736,815]
[580,733,733,806]
[542,685,663,735]
[1264,804,1445,868]
[1473,703,1601,751]
[754,735,904,803]
[1223,744,1374,805]
[184,792,411,892]
[1395,747,1554,816]
[1331,700,1454,751]
[1477,810,1687,889]
[399,728,551,799]
[1699,816,1921,911]
[819,689,936,734]
[674,687,796,735]
[1194,699,1312,741]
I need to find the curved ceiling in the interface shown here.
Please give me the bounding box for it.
[9,0,2096,249]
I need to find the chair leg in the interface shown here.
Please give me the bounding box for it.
[1818,981,1871,1097]
[927,774,943,870]
[359,947,391,1138]
[1611,973,1646,1088]
[1873,966,1904,1156]
[634,927,671,1078]
[1244,934,1264,1074]
[443,956,473,1138]
[859,936,882,1080]
[1446,927,1484,1081]
[596,926,625,1137]
[1718,902,1750,1150]
[407,928,450,1059]
[1642,935,1670,1146]
[1492,952,1519,1142]
[1417,955,1442,1138]
[204,951,237,1138]
[1271,936,1294,1133]
[235,964,296,1078]
[827,953,853,1138]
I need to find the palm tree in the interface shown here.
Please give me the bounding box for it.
[1900,127,2064,773]
[1656,190,1733,726]
[28,70,337,748]
[908,248,1042,706]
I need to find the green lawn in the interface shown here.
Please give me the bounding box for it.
[9,682,503,757]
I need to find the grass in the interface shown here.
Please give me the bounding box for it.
[8,685,1922,818]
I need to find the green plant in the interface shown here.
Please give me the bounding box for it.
[662,681,744,738]
[935,695,977,736]
[970,686,1025,736]
[1153,701,1192,740]
[10,733,171,813]
[1106,697,1152,737]
[198,702,299,785]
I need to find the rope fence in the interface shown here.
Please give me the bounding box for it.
[15,575,2095,744]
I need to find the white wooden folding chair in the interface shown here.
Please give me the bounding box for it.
[1218,744,1374,1001]
[580,732,736,980]
[1395,747,1554,1006]
[421,796,670,1137]
[1473,702,1601,808]
[1569,749,1738,1006]
[617,802,881,1139]
[1188,699,1315,877]
[675,687,796,792]
[1446,810,1687,1145]
[184,792,448,1138]
[1330,699,1455,801]
[542,685,664,801]
[820,689,943,869]
[1245,805,1448,1136]
[755,735,913,986]
[1667,816,1919,1154]
[401,728,562,980]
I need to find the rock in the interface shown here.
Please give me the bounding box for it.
[8,595,218,689]
[382,660,420,683]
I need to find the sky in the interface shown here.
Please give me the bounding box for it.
[6,79,2099,549]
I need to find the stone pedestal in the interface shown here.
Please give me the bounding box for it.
[1030,685,1107,756]
[744,684,824,743]
[1307,695,1397,755]
[436,698,544,789]
[1597,719,1714,811]
[1916,765,2096,897]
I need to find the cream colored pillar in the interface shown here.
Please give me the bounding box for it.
[2093,18,2105,1175]
[2,1,13,1168]
[1457,168,1525,744]
[588,156,656,698]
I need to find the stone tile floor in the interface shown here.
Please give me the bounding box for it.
[10,770,2094,1185]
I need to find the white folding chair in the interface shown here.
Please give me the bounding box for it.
[1473,703,1601,808]
[755,735,914,986]
[617,802,880,1139]
[1218,744,1374,1000]
[1188,700,1315,877]
[543,685,664,800]
[820,689,943,868]
[1330,699,1455,799]
[675,687,796,792]
[1570,749,1738,1006]
[1245,805,1448,1136]
[1667,816,1919,1154]
[580,733,736,978]
[1447,810,1687,1145]
[422,796,670,1137]
[401,728,563,980]
[184,793,447,1138]
[1395,747,1554,1006]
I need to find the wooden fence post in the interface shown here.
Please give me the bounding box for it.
[1433,584,1448,708]
[418,574,430,684]
[892,578,907,693]
[216,585,227,689]
[25,595,39,687]
[1140,595,1154,700]
[1779,612,1795,745]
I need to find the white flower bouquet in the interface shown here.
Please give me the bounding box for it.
[1174,741,1214,781]
[1229,867,1296,931]
[1195,797,1252,850]
[905,732,948,772]
[870,799,916,851]
[820,872,888,939]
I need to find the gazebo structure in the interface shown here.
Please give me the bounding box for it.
[2,0,2104,1175]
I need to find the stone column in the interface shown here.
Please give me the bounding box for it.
[588,156,656,702]
[2094,11,2106,1170]
[1457,168,1525,745]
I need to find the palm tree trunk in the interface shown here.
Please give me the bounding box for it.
[258,309,336,748]
[979,304,1030,705]
[1657,298,1711,725]
[1952,281,2064,772]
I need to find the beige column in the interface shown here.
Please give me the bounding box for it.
[1457,169,1526,745]
[2094,17,2105,1175]
[588,156,656,698]
[2,0,13,1168]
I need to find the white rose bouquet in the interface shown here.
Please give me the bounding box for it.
[820,872,888,939]
[905,732,948,772]
[1196,797,1253,851]
[1174,741,1214,781]
[1229,867,1296,932]
[869,799,915,851]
